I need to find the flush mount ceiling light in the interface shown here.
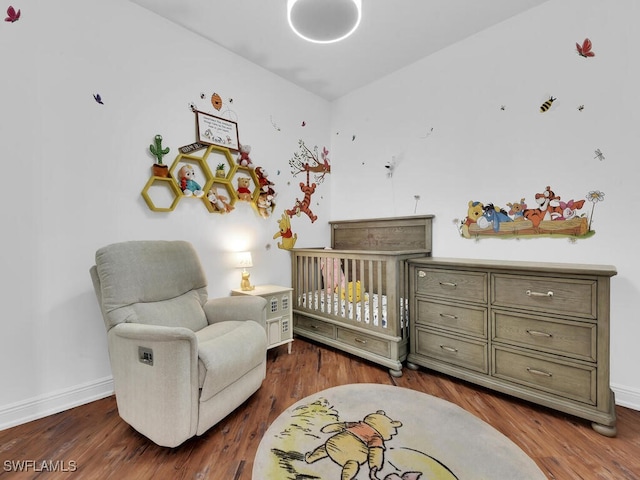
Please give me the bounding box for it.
[287,0,362,44]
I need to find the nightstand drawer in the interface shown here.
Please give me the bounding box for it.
[493,347,596,405]
[414,327,488,373]
[415,268,487,303]
[337,328,390,358]
[294,315,335,339]
[416,299,487,338]
[493,311,596,362]
[492,274,596,318]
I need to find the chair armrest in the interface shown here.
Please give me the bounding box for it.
[109,322,198,344]
[107,323,200,447]
[203,295,267,328]
[108,323,199,379]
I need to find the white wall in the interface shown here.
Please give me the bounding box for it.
[0,0,331,428]
[2,0,638,431]
[330,0,639,409]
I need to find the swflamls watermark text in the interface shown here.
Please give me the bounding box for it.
[3,460,78,472]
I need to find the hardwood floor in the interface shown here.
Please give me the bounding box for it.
[1,338,639,479]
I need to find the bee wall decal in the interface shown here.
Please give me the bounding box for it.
[578,105,585,111]
[540,96,556,113]
[576,38,595,58]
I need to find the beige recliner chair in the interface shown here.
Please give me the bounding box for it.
[89,240,268,447]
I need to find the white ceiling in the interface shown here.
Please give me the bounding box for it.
[130,0,550,101]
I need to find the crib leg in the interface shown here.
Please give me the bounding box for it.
[389,367,403,378]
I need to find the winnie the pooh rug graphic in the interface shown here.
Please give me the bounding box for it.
[252,384,546,480]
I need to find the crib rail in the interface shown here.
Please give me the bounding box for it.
[291,248,423,339]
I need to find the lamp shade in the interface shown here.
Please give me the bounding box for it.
[287,0,362,44]
[236,251,253,269]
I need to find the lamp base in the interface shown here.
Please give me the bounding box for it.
[240,271,255,291]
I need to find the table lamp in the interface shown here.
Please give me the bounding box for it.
[236,251,255,291]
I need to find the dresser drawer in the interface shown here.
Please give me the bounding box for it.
[492,274,596,318]
[415,268,487,303]
[337,328,390,358]
[295,315,335,339]
[416,299,487,338]
[414,327,488,373]
[493,347,596,405]
[493,311,596,362]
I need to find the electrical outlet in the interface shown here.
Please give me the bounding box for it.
[138,347,154,366]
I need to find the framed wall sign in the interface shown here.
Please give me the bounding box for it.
[195,110,240,151]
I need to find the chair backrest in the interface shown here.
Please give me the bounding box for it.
[91,240,209,332]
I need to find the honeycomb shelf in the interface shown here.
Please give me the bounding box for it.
[141,176,182,212]
[141,144,263,214]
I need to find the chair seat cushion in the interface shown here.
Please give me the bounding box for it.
[195,321,267,402]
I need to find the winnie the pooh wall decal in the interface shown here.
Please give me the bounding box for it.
[273,212,297,250]
[460,186,604,239]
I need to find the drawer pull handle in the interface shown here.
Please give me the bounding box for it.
[526,367,553,377]
[440,313,458,320]
[440,345,458,353]
[526,289,553,297]
[355,338,367,345]
[310,325,319,329]
[527,329,553,338]
[440,282,457,288]
[418,270,427,278]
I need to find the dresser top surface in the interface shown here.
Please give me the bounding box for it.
[408,257,617,277]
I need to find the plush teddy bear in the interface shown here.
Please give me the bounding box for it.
[236,177,252,201]
[207,187,234,213]
[255,166,274,193]
[177,164,204,197]
[257,192,275,218]
[238,144,253,167]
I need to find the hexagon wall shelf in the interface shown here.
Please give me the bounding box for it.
[142,144,262,214]
[141,176,182,212]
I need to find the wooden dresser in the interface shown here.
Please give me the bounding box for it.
[407,257,618,436]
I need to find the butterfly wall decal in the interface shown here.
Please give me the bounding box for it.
[5,5,20,22]
[93,94,104,105]
[576,38,595,57]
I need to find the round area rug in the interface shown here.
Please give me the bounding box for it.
[253,383,546,480]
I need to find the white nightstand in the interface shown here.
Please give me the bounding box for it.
[231,285,293,354]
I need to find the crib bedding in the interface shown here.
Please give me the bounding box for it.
[298,291,408,328]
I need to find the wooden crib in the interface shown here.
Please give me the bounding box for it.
[291,215,433,376]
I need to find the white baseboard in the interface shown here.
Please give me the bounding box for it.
[612,383,640,411]
[0,377,637,432]
[0,376,114,431]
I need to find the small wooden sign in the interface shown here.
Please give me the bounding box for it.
[179,142,208,154]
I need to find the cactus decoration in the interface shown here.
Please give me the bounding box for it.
[150,135,170,165]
